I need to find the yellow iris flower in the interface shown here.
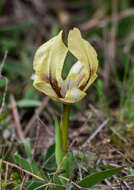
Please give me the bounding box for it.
[32,28,98,104]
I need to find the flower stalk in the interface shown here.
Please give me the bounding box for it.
[60,104,70,155]
[55,104,70,169]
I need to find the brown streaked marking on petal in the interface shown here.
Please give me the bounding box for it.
[40,73,62,97]
[79,65,92,90]
[41,75,50,83]
[50,77,62,98]
[49,61,63,98]
[79,75,87,90]
[79,81,88,90]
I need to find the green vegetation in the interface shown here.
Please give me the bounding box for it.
[0,0,134,189]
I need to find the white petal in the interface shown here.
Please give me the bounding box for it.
[62,87,86,103]
[60,61,87,97]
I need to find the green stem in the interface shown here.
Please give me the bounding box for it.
[60,104,70,155]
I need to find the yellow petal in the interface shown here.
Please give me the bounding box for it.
[68,27,98,79]
[33,36,57,80]
[83,39,98,75]
[68,28,89,76]
[49,31,68,87]
[83,74,98,92]
[33,31,68,88]
[33,76,58,100]
[59,87,86,103]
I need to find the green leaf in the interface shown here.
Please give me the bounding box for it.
[14,152,31,172]
[48,184,65,190]
[17,99,41,108]
[51,24,60,37]
[14,152,43,178]
[77,166,125,188]
[118,16,134,38]
[31,160,43,178]
[0,78,6,87]
[53,173,62,185]
[59,152,77,184]
[13,180,46,190]
[24,181,45,190]
[55,118,63,168]
[0,110,8,123]
[43,144,56,170]
[2,61,24,80]
[1,38,19,51]
[23,138,32,158]
[0,0,3,12]
[61,152,74,178]
[0,23,35,35]
[53,174,66,190]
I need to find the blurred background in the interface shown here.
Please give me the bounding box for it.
[1,0,134,189]
[0,0,134,175]
[0,0,134,102]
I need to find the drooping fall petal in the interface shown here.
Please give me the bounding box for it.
[33,76,58,100]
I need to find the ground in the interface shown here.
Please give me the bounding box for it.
[0,0,134,189]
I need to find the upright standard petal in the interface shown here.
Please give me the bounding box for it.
[49,31,68,88]
[68,28,89,80]
[68,28,98,82]
[33,31,68,89]
[33,36,58,82]
[33,31,68,99]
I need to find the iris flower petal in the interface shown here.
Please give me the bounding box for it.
[68,28,89,79]
[83,39,98,75]
[33,31,68,88]
[33,77,58,100]
[59,87,86,103]
[68,28,98,80]
[67,61,87,89]
[33,36,57,82]
[60,61,87,97]
[83,73,98,92]
[49,31,68,87]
